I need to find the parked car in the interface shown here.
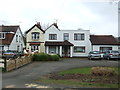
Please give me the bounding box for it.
[103,50,120,60]
[88,51,102,60]
[3,50,20,59]
[0,50,5,58]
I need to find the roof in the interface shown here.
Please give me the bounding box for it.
[0,33,14,45]
[0,25,19,32]
[45,23,60,31]
[45,40,74,46]
[0,25,20,45]
[25,24,45,34]
[90,35,120,45]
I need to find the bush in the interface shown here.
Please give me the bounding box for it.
[51,54,60,61]
[91,67,116,76]
[32,53,60,61]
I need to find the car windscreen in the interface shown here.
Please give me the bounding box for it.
[90,51,100,54]
[111,51,119,53]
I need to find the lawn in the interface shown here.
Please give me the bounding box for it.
[37,67,119,88]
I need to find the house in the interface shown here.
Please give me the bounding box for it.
[25,23,45,53]
[0,25,25,52]
[90,35,120,52]
[44,23,91,57]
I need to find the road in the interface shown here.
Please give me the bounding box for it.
[2,58,118,88]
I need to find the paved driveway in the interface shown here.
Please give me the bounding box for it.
[2,58,118,88]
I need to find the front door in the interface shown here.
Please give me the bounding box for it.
[63,46,69,57]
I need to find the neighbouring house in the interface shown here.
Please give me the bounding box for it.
[25,23,45,53]
[0,25,25,52]
[90,35,120,52]
[44,23,91,57]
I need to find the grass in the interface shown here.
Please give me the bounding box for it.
[36,67,119,88]
[38,79,118,88]
[58,67,119,75]
[58,67,91,75]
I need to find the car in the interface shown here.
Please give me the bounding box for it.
[103,50,120,60]
[3,50,20,59]
[88,51,102,60]
[0,50,5,58]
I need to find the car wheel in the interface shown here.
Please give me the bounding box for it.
[107,57,110,60]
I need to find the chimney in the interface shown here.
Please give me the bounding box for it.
[53,23,58,28]
[36,22,42,29]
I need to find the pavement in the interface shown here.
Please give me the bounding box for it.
[2,58,119,88]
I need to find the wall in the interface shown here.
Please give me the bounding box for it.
[92,45,119,51]
[45,25,91,57]
[26,26,45,53]
[5,28,25,52]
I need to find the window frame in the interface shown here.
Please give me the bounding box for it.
[49,34,57,40]
[31,45,39,52]
[31,32,40,40]
[74,33,85,41]
[0,33,5,39]
[63,33,69,40]
[74,46,85,53]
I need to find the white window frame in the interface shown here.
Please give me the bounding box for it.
[32,32,40,40]
[64,33,69,40]
[74,46,85,53]
[74,33,85,41]
[0,32,5,39]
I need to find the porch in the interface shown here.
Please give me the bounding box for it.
[45,40,74,57]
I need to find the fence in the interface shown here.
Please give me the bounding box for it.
[4,55,32,71]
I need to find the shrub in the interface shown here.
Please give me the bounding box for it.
[91,67,116,76]
[51,54,60,61]
[32,53,60,61]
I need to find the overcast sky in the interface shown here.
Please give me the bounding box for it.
[0,0,118,36]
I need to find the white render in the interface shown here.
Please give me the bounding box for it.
[2,27,25,52]
[45,25,91,57]
[92,45,119,51]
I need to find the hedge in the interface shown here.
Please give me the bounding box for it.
[32,53,60,61]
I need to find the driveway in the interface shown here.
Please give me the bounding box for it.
[2,58,118,88]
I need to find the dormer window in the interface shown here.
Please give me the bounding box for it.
[32,32,40,40]
[0,32,5,39]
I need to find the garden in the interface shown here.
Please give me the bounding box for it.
[37,67,120,88]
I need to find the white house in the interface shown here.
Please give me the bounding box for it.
[0,25,25,52]
[44,23,91,57]
[90,35,120,52]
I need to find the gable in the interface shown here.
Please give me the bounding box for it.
[26,24,45,34]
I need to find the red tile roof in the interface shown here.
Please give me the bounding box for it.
[90,35,120,45]
[45,40,73,46]
[0,25,19,45]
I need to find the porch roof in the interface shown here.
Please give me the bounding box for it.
[45,40,74,46]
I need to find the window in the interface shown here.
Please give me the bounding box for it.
[64,33,69,40]
[16,35,18,42]
[100,47,112,52]
[49,34,57,40]
[74,46,85,53]
[32,32,40,40]
[49,46,56,53]
[19,36,21,42]
[0,33,5,39]
[31,45,39,52]
[0,46,4,51]
[74,33,85,40]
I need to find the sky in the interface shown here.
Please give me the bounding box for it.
[0,0,119,36]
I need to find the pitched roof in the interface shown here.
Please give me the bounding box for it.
[0,25,19,32]
[45,23,60,31]
[25,23,45,34]
[90,35,120,45]
[0,25,20,45]
[0,33,14,45]
[45,40,73,46]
